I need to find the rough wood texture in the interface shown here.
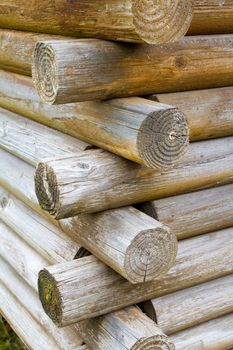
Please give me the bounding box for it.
[0,149,177,284]
[32,35,233,103]
[0,71,189,169]
[0,258,85,350]
[35,137,233,216]
[0,29,64,75]
[142,274,233,335]
[172,313,233,350]
[0,187,81,263]
[189,1,233,35]
[0,1,193,44]
[38,228,233,325]
[137,184,233,239]
[150,86,233,141]
[78,306,175,350]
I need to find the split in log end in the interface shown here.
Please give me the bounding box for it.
[132,0,193,44]
[32,42,58,105]
[35,162,60,218]
[38,269,63,327]
[132,335,175,350]
[125,228,178,283]
[137,107,189,169]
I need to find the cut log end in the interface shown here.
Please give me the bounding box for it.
[132,335,175,350]
[137,108,189,169]
[38,269,63,327]
[125,228,178,284]
[35,162,59,218]
[132,0,193,44]
[32,42,58,105]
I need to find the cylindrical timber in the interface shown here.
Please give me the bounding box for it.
[38,228,233,325]
[32,35,233,103]
[0,1,193,44]
[35,137,233,216]
[137,184,233,239]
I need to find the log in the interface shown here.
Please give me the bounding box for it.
[189,1,233,35]
[0,217,175,350]
[0,71,189,169]
[141,274,233,335]
[32,35,233,103]
[0,150,178,284]
[0,258,85,350]
[38,228,233,325]
[35,137,233,216]
[150,86,233,141]
[172,313,233,350]
[0,29,64,75]
[136,184,233,239]
[0,1,193,44]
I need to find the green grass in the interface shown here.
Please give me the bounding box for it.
[0,316,26,350]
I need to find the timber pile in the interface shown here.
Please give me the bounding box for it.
[0,2,233,350]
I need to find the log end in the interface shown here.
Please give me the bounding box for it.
[132,335,175,350]
[137,107,189,169]
[38,269,63,327]
[35,162,60,218]
[132,0,193,44]
[32,42,58,105]
[124,227,178,284]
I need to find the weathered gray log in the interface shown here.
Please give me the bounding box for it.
[32,36,233,103]
[150,86,233,141]
[136,184,233,239]
[38,228,233,325]
[0,149,177,284]
[0,1,193,44]
[142,275,233,335]
[0,72,189,169]
[35,137,233,216]
[171,313,233,350]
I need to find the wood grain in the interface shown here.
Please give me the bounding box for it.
[142,274,233,334]
[0,71,189,169]
[0,1,193,44]
[38,228,233,325]
[137,184,233,239]
[35,137,233,216]
[32,35,233,103]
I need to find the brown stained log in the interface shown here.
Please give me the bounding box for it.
[0,71,189,169]
[0,29,64,75]
[141,275,233,335]
[150,87,233,141]
[189,1,233,35]
[171,313,233,350]
[32,35,233,104]
[35,137,233,216]
[0,149,177,284]
[136,184,233,239]
[0,1,193,45]
[38,228,233,325]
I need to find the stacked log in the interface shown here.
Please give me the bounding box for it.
[0,3,233,350]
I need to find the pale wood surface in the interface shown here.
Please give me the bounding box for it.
[172,313,233,350]
[0,71,189,169]
[32,35,233,103]
[137,184,233,239]
[0,258,85,350]
[150,86,233,141]
[0,1,193,44]
[35,137,233,216]
[142,274,233,335]
[38,228,233,325]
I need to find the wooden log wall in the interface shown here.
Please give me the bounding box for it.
[38,228,233,325]
[32,35,233,103]
[0,1,193,44]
